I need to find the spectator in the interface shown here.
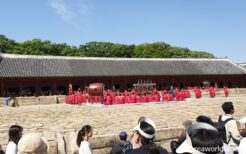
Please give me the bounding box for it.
[220,102,243,150]
[18,133,48,154]
[129,131,141,150]
[6,125,23,154]
[170,120,192,154]
[48,89,52,96]
[128,117,158,151]
[128,117,168,154]
[176,122,223,154]
[110,131,129,154]
[3,97,11,108]
[76,125,93,154]
[196,115,214,126]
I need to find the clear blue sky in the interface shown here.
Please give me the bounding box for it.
[1,0,246,62]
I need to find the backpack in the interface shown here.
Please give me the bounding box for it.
[122,142,132,154]
[214,115,233,143]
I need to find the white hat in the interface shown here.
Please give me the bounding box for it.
[133,117,156,139]
[18,133,49,154]
[176,122,220,154]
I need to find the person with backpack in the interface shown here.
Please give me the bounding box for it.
[219,102,243,152]
[110,131,131,154]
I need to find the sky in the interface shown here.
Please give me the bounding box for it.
[1,0,246,63]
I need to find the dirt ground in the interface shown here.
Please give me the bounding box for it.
[1,94,246,149]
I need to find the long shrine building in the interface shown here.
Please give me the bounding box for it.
[0,54,246,96]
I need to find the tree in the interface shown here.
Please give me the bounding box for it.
[133,42,172,58]
[0,34,16,53]
[82,42,114,57]
[0,34,215,58]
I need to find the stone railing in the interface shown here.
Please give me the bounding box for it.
[40,127,183,154]
[0,95,66,107]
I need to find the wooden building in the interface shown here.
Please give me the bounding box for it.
[0,54,246,96]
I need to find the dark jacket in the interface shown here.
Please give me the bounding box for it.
[0,150,5,154]
[128,145,168,154]
[110,141,128,154]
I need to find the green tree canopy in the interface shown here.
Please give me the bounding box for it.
[0,34,215,58]
[0,34,17,53]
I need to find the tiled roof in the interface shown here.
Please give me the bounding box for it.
[238,63,246,69]
[0,54,246,77]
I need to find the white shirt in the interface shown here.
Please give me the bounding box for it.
[222,114,242,148]
[6,141,17,154]
[238,138,246,154]
[79,141,92,154]
[222,143,234,154]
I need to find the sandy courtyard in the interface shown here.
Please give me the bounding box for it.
[1,94,246,149]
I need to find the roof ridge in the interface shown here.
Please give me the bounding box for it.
[226,59,246,73]
[238,63,246,66]
[0,53,228,61]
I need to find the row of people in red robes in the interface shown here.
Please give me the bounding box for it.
[65,86,229,105]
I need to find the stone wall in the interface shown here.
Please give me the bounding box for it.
[0,95,66,107]
[41,127,183,154]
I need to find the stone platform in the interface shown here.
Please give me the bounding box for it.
[0,89,246,153]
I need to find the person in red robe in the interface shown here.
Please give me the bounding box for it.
[223,86,229,97]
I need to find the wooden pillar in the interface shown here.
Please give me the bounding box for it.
[111,77,114,89]
[123,79,127,90]
[244,76,246,87]
[19,79,23,96]
[0,79,4,97]
[82,78,85,90]
[52,79,57,95]
[36,79,40,96]
[3,79,8,97]
[120,80,125,90]
[243,76,245,87]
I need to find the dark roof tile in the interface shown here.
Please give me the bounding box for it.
[0,54,245,77]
